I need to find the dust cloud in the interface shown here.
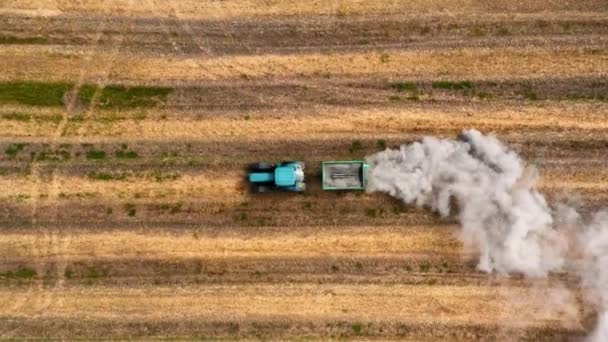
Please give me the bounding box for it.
[366,129,607,340]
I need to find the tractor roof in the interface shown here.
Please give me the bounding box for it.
[274,165,296,186]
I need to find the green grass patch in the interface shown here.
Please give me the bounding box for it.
[236,212,248,222]
[419,25,431,35]
[79,85,172,109]
[0,81,73,106]
[0,267,37,279]
[44,114,63,124]
[125,203,137,217]
[64,268,74,279]
[419,261,432,272]
[470,26,486,37]
[157,202,183,214]
[15,194,30,201]
[256,217,272,226]
[1,112,31,121]
[115,150,139,159]
[352,323,362,334]
[87,267,104,279]
[150,170,181,182]
[536,20,549,28]
[5,143,27,158]
[33,149,70,162]
[477,92,492,99]
[391,82,417,92]
[392,202,408,214]
[169,202,183,214]
[365,208,378,218]
[0,35,48,44]
[376,139,387,149]
[13,267,37,279]
[496,27,510,36]
[86,150,106,160]
[0,82,172,108]
[565,94,607,102]
[349,140,363,154]
[560,22,573,32]
[87,171,127,181]
[524,89,538,101]
[432,81,473,90]
[96,112,128,123]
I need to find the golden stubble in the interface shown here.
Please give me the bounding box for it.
[1,0,606,18]
[1,47,606,82]
[0,283,579,328]
[0,226,461,260]
[1,103,607,140]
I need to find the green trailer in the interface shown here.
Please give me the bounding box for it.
[321,161,368,190]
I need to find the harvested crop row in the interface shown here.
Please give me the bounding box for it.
[0,226,461,260]
[0,283,581,328]
[1,12,607,55]
[2,0,606,18]
[0,165,607,200]
[1,47,606,83]
[0,102,607,140]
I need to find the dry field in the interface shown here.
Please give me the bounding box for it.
[0,0,607,340]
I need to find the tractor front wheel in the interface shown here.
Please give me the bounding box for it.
[282,161,305,169]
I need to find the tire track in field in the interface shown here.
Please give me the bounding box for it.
[5,0,133,328]
[37,7,110,321]
[0,2,63,333]
[0,165,42,339]
[161,0,285,90]
[149,0,221,81]
[4,13,608,56]
[52,1,136,316]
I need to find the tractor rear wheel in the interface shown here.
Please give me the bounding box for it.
[253,184,273,193]
[249,162,274,171]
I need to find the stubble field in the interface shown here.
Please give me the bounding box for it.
[0,0,607,340]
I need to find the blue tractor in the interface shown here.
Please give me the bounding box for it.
[248,161,306,193]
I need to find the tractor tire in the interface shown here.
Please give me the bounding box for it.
[249,162,274,171]
[282,161,305,169]
[253,184,273,193]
